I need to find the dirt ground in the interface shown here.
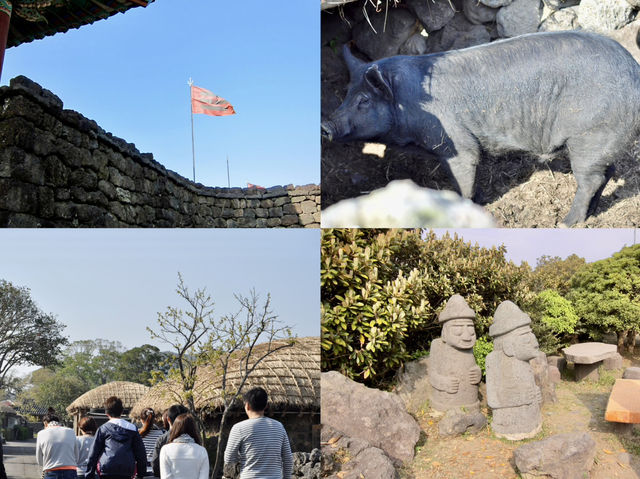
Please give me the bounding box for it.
[321,139,640,228]
[400,355,640,479]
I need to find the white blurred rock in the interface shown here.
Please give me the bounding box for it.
[321,179,496,227]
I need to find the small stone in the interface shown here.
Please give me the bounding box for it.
[579,0,634,33]
[438,409,487,436]
[623,367,640,379]
[514,433,596,479]
[497,0,543,38]
[603,352,623,370]
[463,0,499,25]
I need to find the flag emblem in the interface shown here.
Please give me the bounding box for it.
[191,85,236,116]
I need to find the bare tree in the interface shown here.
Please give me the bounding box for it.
[147,274,213,438]
[207,289,294,478]
[148,274,294,479]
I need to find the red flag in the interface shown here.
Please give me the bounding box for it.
[247,183,266,190]
[191,85,236,116]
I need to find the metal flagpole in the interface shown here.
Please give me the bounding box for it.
[227,155,230,188]
[188,78,196,182]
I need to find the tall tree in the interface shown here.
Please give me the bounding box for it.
[148,274,294,479]
[0,279,67,389]
[57,340,124,388]
[569,244,640,353]
[113,345,172,386]
[530,254,586,295]
[16,368,87,422]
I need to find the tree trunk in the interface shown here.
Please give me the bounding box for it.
[212,407,230,479]
[626,330,637,355]
[617,330,628,354]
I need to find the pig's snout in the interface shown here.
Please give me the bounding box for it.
[321,121,334,141]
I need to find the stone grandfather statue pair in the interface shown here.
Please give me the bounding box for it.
[428,295,542,440]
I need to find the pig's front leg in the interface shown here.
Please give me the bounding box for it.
[439,144,480,201]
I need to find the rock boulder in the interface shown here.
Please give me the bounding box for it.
[321,371,421,464]
[514,432,597,479]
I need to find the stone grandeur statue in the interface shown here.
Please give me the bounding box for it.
[428,295,482,412]
[486,301,543,440]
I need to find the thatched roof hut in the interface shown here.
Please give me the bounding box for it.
[131,337,319,416]
[66,381,150,433]
[130,337,320,451]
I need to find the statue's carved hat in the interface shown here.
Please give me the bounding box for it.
[438,294,475,323]
[489,300,531,338]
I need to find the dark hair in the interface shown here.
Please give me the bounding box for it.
[79,416,97,435]
[105,396,124,417]
[243,387,268,412]
[43,411,60,424]
[162,409,170,430]
[139,408,155,438]
[168,413,201,445]
[167,404,188,424]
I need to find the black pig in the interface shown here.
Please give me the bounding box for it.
[321,31,640,226]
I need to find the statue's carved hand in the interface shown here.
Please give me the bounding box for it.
[468,365,482,384]
[445,377,460,394]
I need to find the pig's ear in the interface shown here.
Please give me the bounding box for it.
[365,64,393,101]
[343,44,364,76]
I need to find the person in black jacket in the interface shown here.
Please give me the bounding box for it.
[150,404,188,478]
[85,396,146,479]
[0,438,7,479]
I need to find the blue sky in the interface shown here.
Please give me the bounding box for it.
[0,229,320,376]
[2,0,319,188]
[434,228,639,266]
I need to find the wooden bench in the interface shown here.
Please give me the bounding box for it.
[605,379,640,434]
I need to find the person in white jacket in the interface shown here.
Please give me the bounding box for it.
[159,413,209,479]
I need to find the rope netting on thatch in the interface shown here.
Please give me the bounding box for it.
[130,337,320,419]
[66,381,150,414]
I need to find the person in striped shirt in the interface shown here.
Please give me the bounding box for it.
[138,408,165,477]
[223,387,293,479]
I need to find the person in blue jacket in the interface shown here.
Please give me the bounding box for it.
[85,396,146,479]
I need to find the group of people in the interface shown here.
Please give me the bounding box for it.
[34,387,293,479]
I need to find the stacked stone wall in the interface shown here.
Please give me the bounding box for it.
[0,76,320,227]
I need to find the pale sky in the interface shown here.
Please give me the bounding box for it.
[0,229,319,377]
[433,228,639,267]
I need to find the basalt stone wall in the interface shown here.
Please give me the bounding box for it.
[0,76,320,228]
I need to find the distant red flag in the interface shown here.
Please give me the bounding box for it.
[247,183,266,190]
[191,85,235,116]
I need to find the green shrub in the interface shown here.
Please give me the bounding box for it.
[569,244,640,350]
[528,289,578,354]
[473,336,493,378]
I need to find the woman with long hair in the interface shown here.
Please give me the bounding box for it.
[159,413,209,479]
[139,408,165,477]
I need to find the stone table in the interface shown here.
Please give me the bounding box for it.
[604,379,640,434]
[562,342,618,381]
